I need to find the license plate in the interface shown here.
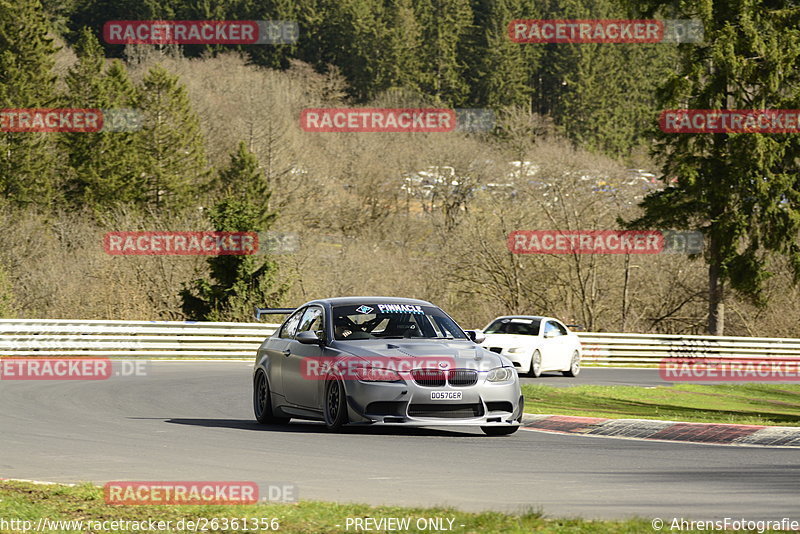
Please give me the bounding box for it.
[430,391,462,401]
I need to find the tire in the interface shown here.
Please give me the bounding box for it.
[528,350,542,378]
[481,425,519,436]
[323,375,348,430]
[253,370,289,425]
[562,351,581,377]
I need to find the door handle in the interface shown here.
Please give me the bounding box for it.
[281,349,291,357]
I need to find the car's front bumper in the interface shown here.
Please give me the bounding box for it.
[342,373,523,426]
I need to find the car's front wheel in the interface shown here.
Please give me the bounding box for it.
[562,351,580,377]
[323,375,348,430]
[253,370,289,425]
[528,350,542,378]
[481,426,519,436]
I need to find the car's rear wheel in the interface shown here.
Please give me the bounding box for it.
[481,426,519,436]
[253,370,289,425]
[562,351,580,377]
[528,350,542,378]
[323,375,348,430]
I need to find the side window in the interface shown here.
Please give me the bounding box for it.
[279,308,305,339]
[554,322,568,336]
[545,321,563,337]
[297,306,325,340]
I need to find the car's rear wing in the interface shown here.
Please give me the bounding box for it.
[254,306,296,321]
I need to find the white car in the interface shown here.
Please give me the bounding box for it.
[480,316,582,378]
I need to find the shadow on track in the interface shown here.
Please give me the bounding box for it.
[156,418,480,437]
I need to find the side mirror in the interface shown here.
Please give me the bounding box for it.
[466,330,486,344]
[296,331,323,345]
[543,330,556,339]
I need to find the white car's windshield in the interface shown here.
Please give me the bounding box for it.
[484,318,541,336]
[332,303,468,341]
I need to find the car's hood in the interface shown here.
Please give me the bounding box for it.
[329,339,509,371]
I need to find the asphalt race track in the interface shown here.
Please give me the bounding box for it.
[1,362,799,520]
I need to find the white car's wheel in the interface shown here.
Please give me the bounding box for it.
[528,350,542,378]
[562,351,580,377]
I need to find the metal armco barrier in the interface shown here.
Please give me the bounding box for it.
[0,319,279,358]
[0,319,799,365]
[579,332,800,367]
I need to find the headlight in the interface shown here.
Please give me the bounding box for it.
[487,367,516,382]
[354,367,402,382]
[507,347,525,354]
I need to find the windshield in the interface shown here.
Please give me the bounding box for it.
[484,317,541,336]
[332,303,468,341]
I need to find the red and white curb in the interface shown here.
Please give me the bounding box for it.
[521,414,800,447]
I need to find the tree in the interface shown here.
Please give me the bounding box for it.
[0,260,16,317]
[532,0,678,156]
[374,0,425,95]
[68,0,172,56]
[181,145,286,321]
[466,0,539,109]
[413,0,472,105]
[215,140,276,226]
[311,0,387,101]
[628,0,800,335]
[0,0,63,207]
[62,28,146,211]
[136,64,209,213]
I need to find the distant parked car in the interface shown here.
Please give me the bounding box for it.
[480,316,582,378]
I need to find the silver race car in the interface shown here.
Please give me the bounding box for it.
[253,297,523,435]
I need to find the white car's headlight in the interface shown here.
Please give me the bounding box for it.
[507,347,525,354]
[487,367,516,382]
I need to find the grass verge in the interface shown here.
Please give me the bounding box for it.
[0,480,658,533]
[522,383,800,426]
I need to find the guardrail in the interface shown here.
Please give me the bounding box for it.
[0,319,798,366]
[0,319,279,358]
[579,332,800,367]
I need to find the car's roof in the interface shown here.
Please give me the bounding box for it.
[305,296,435,307]
[489,315,555,322]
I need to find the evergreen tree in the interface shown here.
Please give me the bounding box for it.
[466,0,539,110]
[216,140,276,227]
[0,0,63,207]
[413,0,472,105]
[313,0,387,101]
[69,0,173,56]
[62,28,146,211]
[375,0,425,95]
[135,64,209,213]
[533,0,678,156]
[628,0,800,334]
[181,144,285,321]
[238,0,303,69]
